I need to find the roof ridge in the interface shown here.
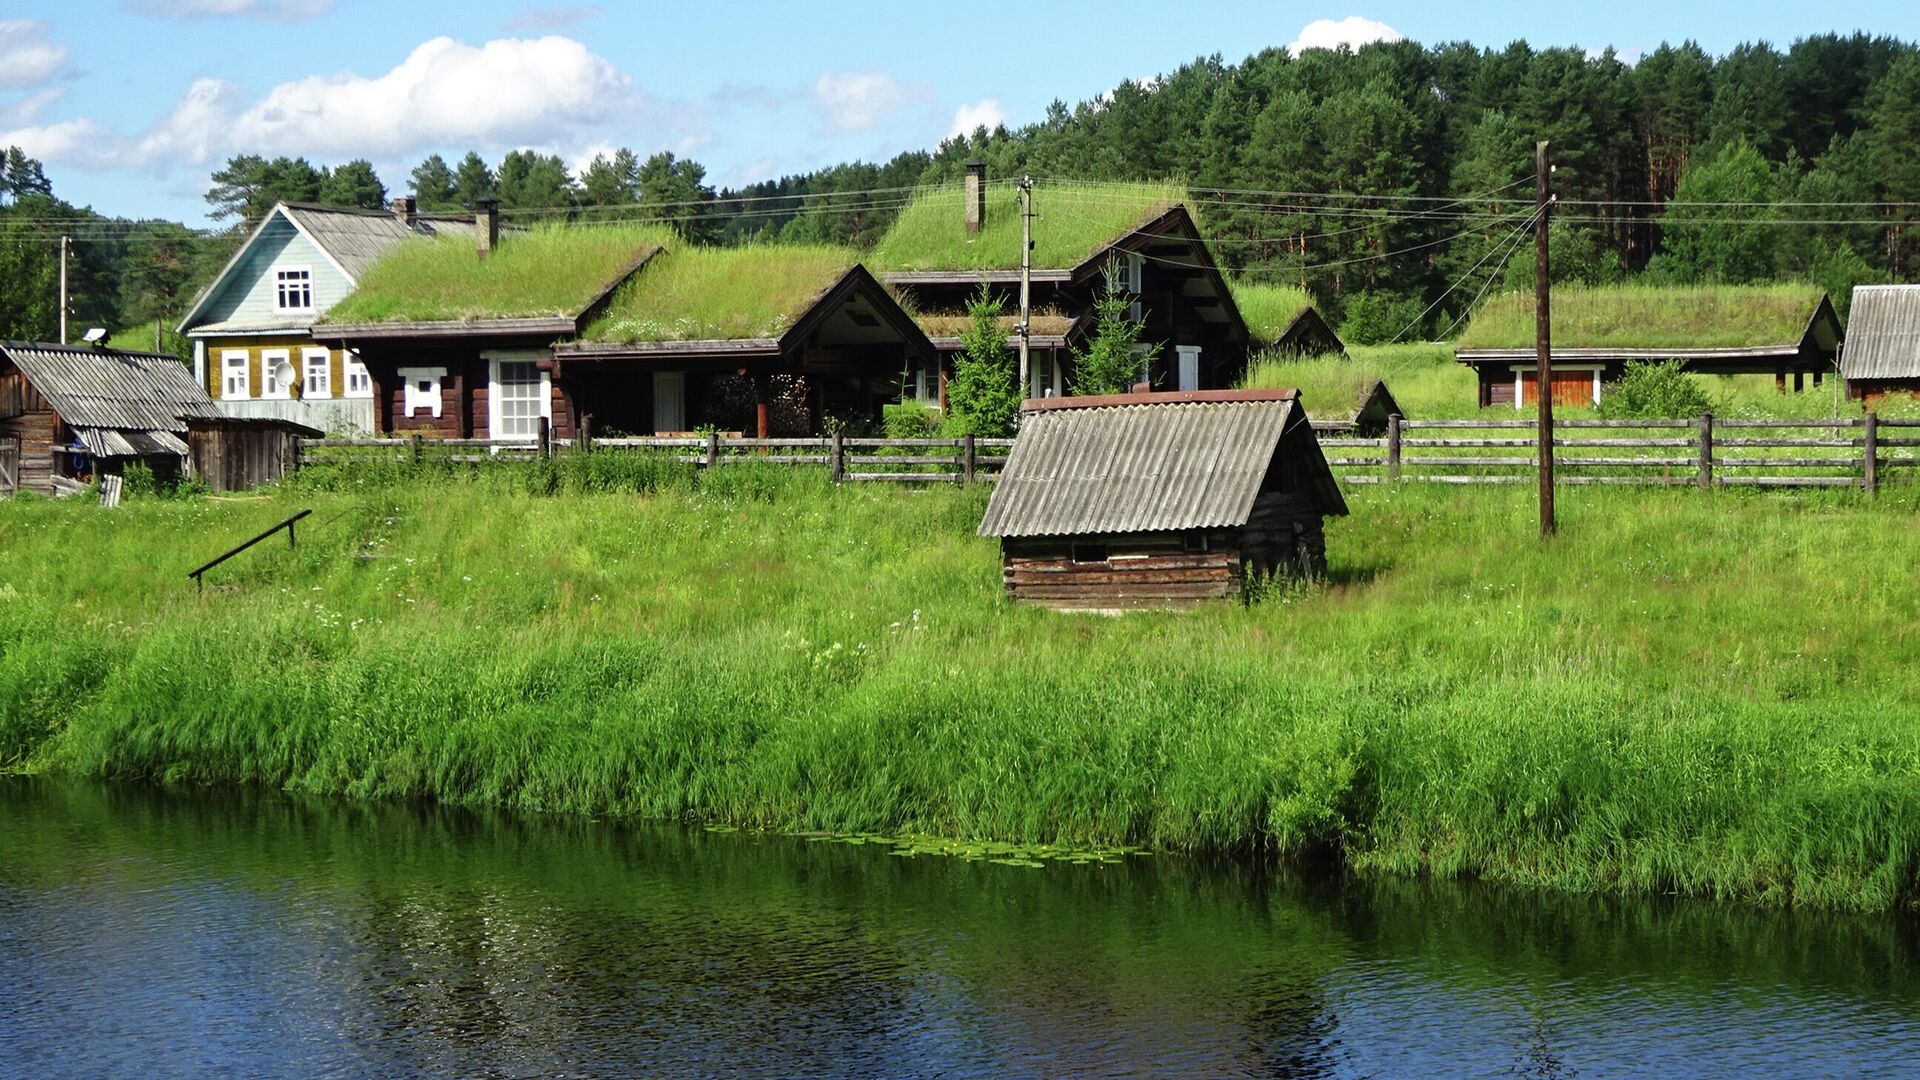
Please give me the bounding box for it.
[1022,388,1299,412]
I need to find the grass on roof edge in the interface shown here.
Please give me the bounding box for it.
[585,244,860,344]
[869,180,1190,273]
[1455,282,1829,351]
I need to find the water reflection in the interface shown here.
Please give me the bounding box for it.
[2,779,1916,1077]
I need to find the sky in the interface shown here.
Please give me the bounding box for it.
[3,1,1916,225]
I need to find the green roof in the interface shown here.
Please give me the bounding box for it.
[583,244,858,343]
[322,224,672,324]
[1456,284,1828,351]
[868,180,1189,273]
[1231,280,1317,349]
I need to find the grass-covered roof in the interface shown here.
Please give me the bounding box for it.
[583,244,857,343]
[869,181,1188,273]
[1456,283,1828,351]
[322,224,672,324]
[1231,281,1317,348]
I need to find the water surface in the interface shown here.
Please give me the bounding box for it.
[2,779,1916,1077]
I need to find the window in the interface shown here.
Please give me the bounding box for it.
[221,350,250,399]
[490,356,549,440]
[275,268,313,312]
[398,367,444,418]
[302,347,331,398]
[1070,543,1110,565]
[343,353,372,398]
[260,348,293,399]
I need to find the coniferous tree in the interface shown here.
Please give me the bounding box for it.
[451,152,495,208]
[409,154,458,210]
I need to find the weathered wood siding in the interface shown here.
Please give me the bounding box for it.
[1001,532,1243,609]
[1240,491,1328,579]
[0,409,57,494]
[186,423,305,493]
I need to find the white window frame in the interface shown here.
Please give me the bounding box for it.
[275,266,314,313]
[221,349,251,400]
[1510,364,1603,409]
[302,346,331,398]
[486,351,551,441]
[1131,342,1153,387]
[398,366,445,418]
[342,351,373,399]
[260,348,293,400]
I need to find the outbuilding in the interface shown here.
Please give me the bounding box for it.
[1840,284,1920,405]
[0,340,219,495]
[977,389,1348,610]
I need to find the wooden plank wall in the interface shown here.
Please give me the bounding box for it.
[1002,534,1243,610]
[187,426,300,492]
[0,411,56,494]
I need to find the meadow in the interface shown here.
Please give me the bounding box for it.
[4,461,1920,911]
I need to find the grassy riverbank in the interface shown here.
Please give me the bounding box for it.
[4,464,1920,910]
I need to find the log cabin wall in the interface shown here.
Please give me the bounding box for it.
[1000,531,1244,609]
[1240,491,1328,579]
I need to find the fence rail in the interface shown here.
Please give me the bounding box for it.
[297,427,1018,484]
[1324,413,1899,491]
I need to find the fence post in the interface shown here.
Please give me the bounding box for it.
[1697,411,1713,490]
[410,434,423,466]
[962,433,976,485]
[705,429,721,469]
[1386,414,1402,483]
[537,416,551,459]
[831,430,846,483]
[579,413,593,453]
[1864,409,1878,495]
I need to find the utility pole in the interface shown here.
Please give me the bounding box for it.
[1535,141,1555,537]
[58,235,70,346]
[1018,175,1033,398]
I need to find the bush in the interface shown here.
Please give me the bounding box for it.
[1338,291,1428,345]
[1596,361,1714,418]
[883,403,942,439]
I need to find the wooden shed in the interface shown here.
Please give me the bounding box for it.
[1839,285,1920,405]
[978,389,1348,610]
[184,415,323,492]
[0,340,218,496]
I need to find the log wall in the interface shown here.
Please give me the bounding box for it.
[1001,533,1243,610]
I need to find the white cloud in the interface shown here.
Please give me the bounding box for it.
[502,5,602,33]
[1,35,698,182]
[1286,16,1403,55]
[0,86,64,129]
[0,21,69,88]
[811,71,928,135]
[947,98,1005,138]
[132,0,332,20]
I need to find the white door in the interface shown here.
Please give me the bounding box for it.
[653,372,686,433]
[491,358,546,440]
[1176,345,1201,391]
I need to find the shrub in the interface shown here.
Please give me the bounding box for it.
[1338,290,1428,345]
[945,284,1020,436]
[1070,260,1161,396]
[1596,360,1714,418]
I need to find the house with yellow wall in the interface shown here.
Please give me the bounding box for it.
[178,200,471,433]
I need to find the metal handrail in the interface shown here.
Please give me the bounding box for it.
[188,509,312,590]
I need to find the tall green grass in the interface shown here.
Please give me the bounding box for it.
[1457,283,1826,350]
[870,181,1187,272]
[1229,280,1317,348]
[586,244,855,342]
[4,473,1920,910]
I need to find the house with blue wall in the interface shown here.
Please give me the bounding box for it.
[178,200,471,433]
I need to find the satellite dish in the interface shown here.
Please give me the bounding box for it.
[82,327,109,345]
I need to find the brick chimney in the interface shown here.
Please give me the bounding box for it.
[474,197,499,258]
[964,161,987,233]
[391,196,417,228]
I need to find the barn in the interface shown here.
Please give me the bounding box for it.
[978,389,1348,610]
[0,340,218,496]
[1840,285,1920,405]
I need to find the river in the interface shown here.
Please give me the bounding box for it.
[2,778,1916,1077]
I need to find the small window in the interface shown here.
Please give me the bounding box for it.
[260,349,293,399]
[1183,534,1210,553]
[221,350,250,399]
[275,268,313,312]
[343,354,372,398]
[1070,543,1109,565]
[302,348,331,397]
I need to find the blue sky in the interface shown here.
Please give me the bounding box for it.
[3,1,1915,224]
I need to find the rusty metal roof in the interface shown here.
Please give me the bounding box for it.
[1842,285,1920,380]
[2,342,218,438]
[979,392,1344,538]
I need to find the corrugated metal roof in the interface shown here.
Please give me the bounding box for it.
[282,204,473,279]
[979,396,1304,538]
[1842,285,1920,380]
[74,427,188,458]
[2,342,219,437]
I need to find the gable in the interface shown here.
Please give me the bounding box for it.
[187,216,356,331]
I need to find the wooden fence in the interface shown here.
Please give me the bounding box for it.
[1316,414,1918,491]
[296,428,1016,484]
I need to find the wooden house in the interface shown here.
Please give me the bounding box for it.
[1455,286,1842,408]
[0,340,220,495]
[1839,285,1920,406]
[977,389,1348,610]
[873,168,1340,405]
[178,200,472,434]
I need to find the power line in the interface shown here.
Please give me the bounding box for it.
[1433,210,1545,341]
[1390,206,1544,344]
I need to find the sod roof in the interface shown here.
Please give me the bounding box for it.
[1231,281,1318,349]
[321,224,672,325]
[869,181,1189,273]
[582,244,859,343]
[1455,284,1829,351]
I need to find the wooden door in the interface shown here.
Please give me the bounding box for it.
[1520,369,1593,407]
[653,372,685,433]
[0,436,16,494]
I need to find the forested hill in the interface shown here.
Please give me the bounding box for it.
[4,32,1919,347]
